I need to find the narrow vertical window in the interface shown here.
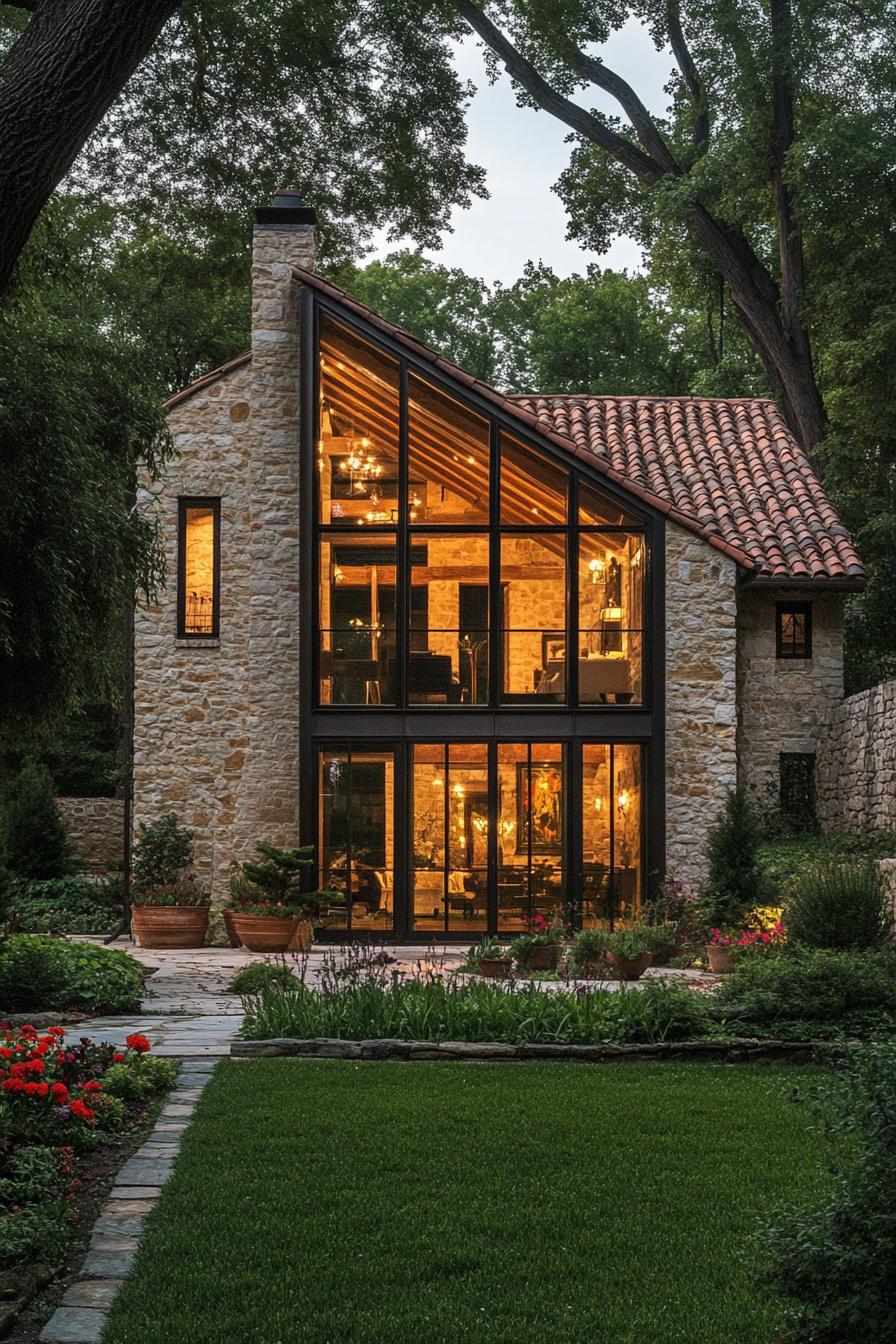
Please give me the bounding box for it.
[776,601,812,659]
[178,498,220,638]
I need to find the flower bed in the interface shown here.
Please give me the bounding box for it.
[0,1024,176,1325]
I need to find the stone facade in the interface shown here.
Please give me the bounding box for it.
[817,680,896,832]
[57,797,125,869]
[664,522,739,885]
[133,220,313,904]
[736,588,844,808]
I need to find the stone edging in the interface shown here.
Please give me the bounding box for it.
[231,1036,838,1064]
[39,1059,214,1344]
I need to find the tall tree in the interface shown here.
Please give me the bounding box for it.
[0,0,485,293]
[447,0,891,459]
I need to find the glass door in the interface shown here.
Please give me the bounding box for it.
[318,748,396,933]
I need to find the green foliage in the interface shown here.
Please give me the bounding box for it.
[713,948,896,1027]
[702,789,765,929]
[228,962,298,996]
[132,813,194,888]
[461,936,508,970]
[757,830,896,898]
[242,974,710,1046]
[0,200,169,728]
[786,862,893,951]
[0,762,73,880]
[566,927,609,973]
[0,935,145,1014]
[102,1054,178,1102]
[765,1041,896,1341]
[6,875,122,934]
[605,926,654,960]
[130,881,207,909]
[235,844,340,917]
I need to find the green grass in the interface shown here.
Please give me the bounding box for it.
[101,1061,833,1344]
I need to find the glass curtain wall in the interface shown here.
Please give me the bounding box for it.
[581,743,642,927]
[411,744,489,933]
[318,749,395,933]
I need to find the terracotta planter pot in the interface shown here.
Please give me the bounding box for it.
[131,905,210,950]
[520,945,561,971]
[287,918,314,953]
[478,957,513,979]
[222,909,241,949]
[606,950,653,981]
[706,944,736,974]
[231,913,299,953]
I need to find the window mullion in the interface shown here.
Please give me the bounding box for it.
[397,361,409,707]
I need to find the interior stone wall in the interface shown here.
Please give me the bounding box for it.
[816,681,896,831]
[57,797,125,869]
[664,522,739,885]
[736,588,844,808]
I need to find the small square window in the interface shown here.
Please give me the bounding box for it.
[776,602,812,659]
[178,498,220,638]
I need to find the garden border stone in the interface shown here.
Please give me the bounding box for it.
[38,1060,216,1344]
[231,1036,838,1065]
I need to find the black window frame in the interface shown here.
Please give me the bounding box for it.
[775,600,812,659]
[177,496,221,639]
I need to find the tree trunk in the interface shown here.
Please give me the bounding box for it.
[0,0,180,296]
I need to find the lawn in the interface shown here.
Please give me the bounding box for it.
[101,1060,833,1344]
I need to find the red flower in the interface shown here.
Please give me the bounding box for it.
[112,1052,125,1063]
[69,1099,95,1123]
[51,1082,70,1104]
[0,1048,12,1060]
[49,1027,65,1038]
[125,1034,151,1054]
[82,1080,103,1094]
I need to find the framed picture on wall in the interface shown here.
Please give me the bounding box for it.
[516,763,563,853]
[541,634,565,666]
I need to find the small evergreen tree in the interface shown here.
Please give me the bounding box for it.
[132,813,193,888]
[239,844,314,900]
[701,788,764,929]
[0,762,73,879]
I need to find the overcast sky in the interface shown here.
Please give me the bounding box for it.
[373,19,672,286]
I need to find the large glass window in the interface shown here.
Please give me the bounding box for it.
[319,318,400,525]
[411,743,489,933]
[318,749,395,933]
[497,743,566,930]
[315,320,648,706]
[581,743,642,927]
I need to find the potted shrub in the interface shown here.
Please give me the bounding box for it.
[567,927,610,978]
[130,814,210,949]
[645,921,679,966]
[705,928,737,974]
[466,936,512,979]
[228,844,344,953]
[512,914,565,972]
[604,925,654,980]
[644,878,701,960]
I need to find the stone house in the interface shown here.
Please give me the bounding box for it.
[132,192,864,939]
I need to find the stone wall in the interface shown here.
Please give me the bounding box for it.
[57,797,125,868]
[816,681,896,831]
[132,217,314,904]
[736,588,844,807]
[664,522,739,884]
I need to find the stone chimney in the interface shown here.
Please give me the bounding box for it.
[236,190,317,862]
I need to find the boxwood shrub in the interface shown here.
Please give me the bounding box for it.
[712,948,896,1028]
[0,935,145,1014]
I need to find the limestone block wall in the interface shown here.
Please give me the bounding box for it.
[133,218,315,904]
[664,522,739,885]
[736,589,844,806]
[57,797,125,868]
[816,681,896,831]
[132,360,254,902]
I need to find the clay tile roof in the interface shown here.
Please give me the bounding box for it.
[512,394,863,585]
[166,264,863,587]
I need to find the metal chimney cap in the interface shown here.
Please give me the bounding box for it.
[255,188,317,227]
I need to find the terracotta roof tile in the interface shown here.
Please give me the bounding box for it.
[513,393,863,586]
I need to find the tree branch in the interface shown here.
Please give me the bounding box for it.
[664,0,709,150]
[567,46,679,172]
[0,0,180,295]
[451,0,662,182]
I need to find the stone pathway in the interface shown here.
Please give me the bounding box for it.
[39,1058,215,1343]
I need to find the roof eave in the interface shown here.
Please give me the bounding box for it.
[739,571,866,592]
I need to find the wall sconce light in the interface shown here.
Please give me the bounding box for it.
[594,796,602,812]
[618,790,630,813]
[588,557,606,583]
[601,606,624,621]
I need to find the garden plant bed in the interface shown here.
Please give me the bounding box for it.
[100,1059,835,1344]
[231,1035,838,1065]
